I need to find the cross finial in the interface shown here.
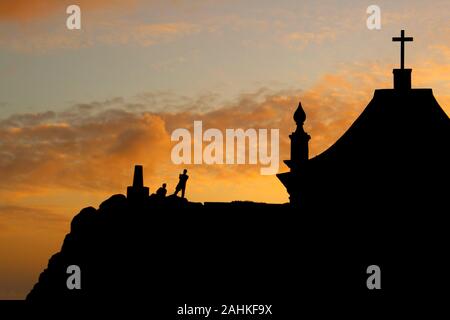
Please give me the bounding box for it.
[392,30,413,69]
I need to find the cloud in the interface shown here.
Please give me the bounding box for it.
[0,205,67,231]
[0,0,139,22]
[0,20,201,52]
[96,22,201,47]
[280,28,337,50]
[0,203,69,300]
[0,61,387,199]
[0,59,446,205]
[412,44,450,113]
[0,110,170,194]
[0,0,200,52]
[0,0,63,22]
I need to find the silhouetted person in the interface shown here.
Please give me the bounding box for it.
[174,169,189,198]
[156,183,167,198]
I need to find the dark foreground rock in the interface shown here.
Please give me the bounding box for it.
[25,193,448,316]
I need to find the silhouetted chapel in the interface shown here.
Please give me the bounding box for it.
[278,30,450,212]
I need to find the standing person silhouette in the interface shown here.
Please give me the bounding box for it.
[174,169,189,198]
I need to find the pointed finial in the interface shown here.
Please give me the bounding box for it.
[293,101,306,125]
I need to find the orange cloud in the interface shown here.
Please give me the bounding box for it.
[0,62,386,203]
[0,203,69,299]
[281,28,337,50]
[0,19,200,52]
[0,110,170,194]
[1,59,445,203]
[413,44,450,114]
[0,0,139,22]
[96,22,201,47]
[0,0,61,22]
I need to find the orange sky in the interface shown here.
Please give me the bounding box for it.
[0,0,449,299]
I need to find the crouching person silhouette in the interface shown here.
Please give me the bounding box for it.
[174,169,189,198]
[156,183,167,198]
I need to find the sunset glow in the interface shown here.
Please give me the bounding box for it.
[0,0,449,299]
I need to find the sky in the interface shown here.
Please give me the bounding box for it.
[0,0,449,299]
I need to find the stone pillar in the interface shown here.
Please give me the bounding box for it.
[127,165,149,201]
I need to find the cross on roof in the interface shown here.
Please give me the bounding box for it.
[392,30,413,70]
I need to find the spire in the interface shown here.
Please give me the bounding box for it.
[284,100,311,171]
[277,100,311,207]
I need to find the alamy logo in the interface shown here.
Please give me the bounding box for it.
[366,265,381,290]
[66,265,81,290]
[171,121,280,175]
[66,5,81,30]
[366,5,381,30]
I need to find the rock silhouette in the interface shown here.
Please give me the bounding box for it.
[26,191,302,311]
[24,187,448,313]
